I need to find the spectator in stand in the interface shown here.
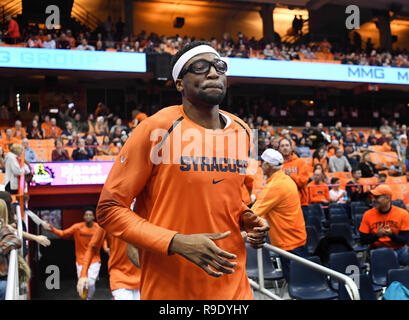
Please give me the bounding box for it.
[72,139,94,161]
[312,163,329,184]
[307,169,329,205]
[367,129,378,145]
[61,121,74,140]
[22,138,38,163]
[4,144,31,194]
[65,30,76,48]
[77,38,95,51]
[312,147,329,172]
[83,135,98,158]
[110,126,124,146]
[95,40,105,51]
[263,44,275,60]
[329,177,346,203]
[109,118,128,136]
[52,138,69,161]
[380,119,393,135]
[95,102,111,118]
[41,114,51,136]
[344,145,361,169]
[0,204,21,300]
[0,147,5,172]
[376,129,389,145]
[43,34,56,49]
[233,44,249,58]
[360,185,409,266]
[71,113,88,134]
[295,137,312,158]
[67,130,80,147]
[1,128,18,153]
[44,118,62,139]
[358,151,378,178]
[346,168,367,204]
[279,138,310,211]
[252,148,307,281]
[11,120,26,140]
[329,148,352,172]
[26,119,43,139]
[94,116,110,137]
[301,121,311,139]
[57,32,71,49]
[3,15,20,44]
[97,135,114,156]
[27,34,43,48]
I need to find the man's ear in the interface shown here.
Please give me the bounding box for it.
[175,79,184,93]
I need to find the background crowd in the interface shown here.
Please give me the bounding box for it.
[1,15,408,68]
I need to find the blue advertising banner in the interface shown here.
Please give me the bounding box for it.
[0,47,146,72]
[223,57,409,85]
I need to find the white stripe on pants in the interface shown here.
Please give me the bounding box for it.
[112,288,141,300]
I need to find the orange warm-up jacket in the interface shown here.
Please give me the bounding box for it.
[282,153,310,206]
[51,222,101,266]
[252,170,306,251]
[80,225,141,292]
[96,105,254,300]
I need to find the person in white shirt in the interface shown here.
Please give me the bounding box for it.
[43,34,56,49]
[329,177,346,203]
[77,38,95,51]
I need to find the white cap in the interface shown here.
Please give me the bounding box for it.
[261,149,284,166]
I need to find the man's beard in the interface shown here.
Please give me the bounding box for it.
[197,89,226,106]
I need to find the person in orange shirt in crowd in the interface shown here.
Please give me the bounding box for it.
[41,114,51,135]
[11,120,27,140]
[307,169,330,205]
[4,15,20,44]
[279,137,310,211]
[1,128,18,153]
[96,41,269,300]
[43,208,109,300]
[360,185,409,265]
[77,224,141,300]
[44,118,62,139]
[252,148,307,281]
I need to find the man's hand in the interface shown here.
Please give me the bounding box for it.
[168,231,237,278]
[241,211,269,249]
[383,225,393,236]
[41,221,52,231]
[376,227,388,237]
[77,277,88,298]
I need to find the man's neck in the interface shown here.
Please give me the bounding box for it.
[379,204,392,214]
[85,221,93,228]
[182,98,224,130]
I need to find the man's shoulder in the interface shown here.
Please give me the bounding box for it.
[362,207,377,217]
[140,105,183,130]
[391,205,409,217]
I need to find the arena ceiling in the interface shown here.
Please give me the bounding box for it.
[221,0,409,13]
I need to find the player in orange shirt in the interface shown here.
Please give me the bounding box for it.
[359,185,409,265]
[43,208,108,299]
[77,224,141,300]
[96,41,269,300]
[279,137,310,209]
[252,148,307,281]
[307,169,330,204]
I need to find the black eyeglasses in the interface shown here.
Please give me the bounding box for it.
[178,59,228,79]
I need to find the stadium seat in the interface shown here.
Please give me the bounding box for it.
[305,225,320,256]
[387,269,409,288]
[329,223,368,252]
[245,243,283,281]
[305,215,323,237]
[288,256,338,300]
[328,251,362,291]
[329,213,349,224]
[307,203,326,222]
[370,247,400,287]
[353,214,364,239]
[338,274,377,300]
[391,199,405,209]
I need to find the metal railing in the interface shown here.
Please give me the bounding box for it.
[249,243,360,300]
[5,202,24,300]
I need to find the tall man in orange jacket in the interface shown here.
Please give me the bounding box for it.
[279,138,310,210]
[77,224,141,300]
[96,41,269,300]
[252,148,307,281]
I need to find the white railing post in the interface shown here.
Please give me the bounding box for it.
[5,249,18,300]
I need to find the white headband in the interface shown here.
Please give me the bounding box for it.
[172,45,221,81]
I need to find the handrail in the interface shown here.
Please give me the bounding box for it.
[5,248,18,300]
[261,243,360,300]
